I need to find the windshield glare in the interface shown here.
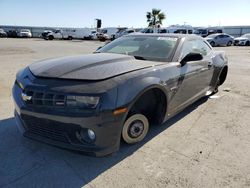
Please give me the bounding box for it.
[97,36,177,62]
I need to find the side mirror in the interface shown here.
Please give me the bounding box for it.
[180,53,203,66]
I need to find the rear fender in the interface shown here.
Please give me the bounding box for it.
[210,51,228,87]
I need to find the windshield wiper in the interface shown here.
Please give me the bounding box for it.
[133,56,146,60]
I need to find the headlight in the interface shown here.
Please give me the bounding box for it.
[66,96,99,108]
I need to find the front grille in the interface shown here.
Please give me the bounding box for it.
[23,90,66,107]
[234,40,239,44]
[24,122,70,143]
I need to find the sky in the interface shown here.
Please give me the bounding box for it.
[0,0,250,28]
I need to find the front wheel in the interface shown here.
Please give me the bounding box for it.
[246,41,250,46]
[122,114,149,144]
[48,35,54,40]
[210,41,215,47]
[227,41,232,46]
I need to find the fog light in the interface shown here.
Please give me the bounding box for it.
[87,129,96,140]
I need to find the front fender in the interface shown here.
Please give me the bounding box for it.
[116,76,167,108]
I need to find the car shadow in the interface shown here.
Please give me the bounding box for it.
[0,97,208,187]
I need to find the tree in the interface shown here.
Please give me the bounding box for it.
[146,9,166,28]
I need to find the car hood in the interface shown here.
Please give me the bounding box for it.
[235,37,248,40]
[29,53,164,81]
[205,37,213,40]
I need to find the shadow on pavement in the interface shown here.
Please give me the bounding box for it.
[0,97,208,187]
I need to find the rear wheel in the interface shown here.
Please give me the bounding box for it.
[122,114,149,144]
[246,41,250,46]
[68,36,73,40]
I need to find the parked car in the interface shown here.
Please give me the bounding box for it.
[140,26,193,34]
[194,28,223,37]
[20,29,32,38]
[98,27,122,41]
[0,28,7,37]
[234,33,250,46]
[45,29,74,40]
[89,30,99,40]
[7,30,18,38]
[111,29,136,40]
[40,30,53,39]
[205,33,234,47]
[13,34,228,156]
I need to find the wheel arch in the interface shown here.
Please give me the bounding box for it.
[218,65,228,85]
[122,84,169,125]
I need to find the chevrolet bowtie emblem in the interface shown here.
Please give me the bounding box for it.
[21,93,32,101]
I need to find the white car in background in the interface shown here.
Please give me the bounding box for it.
[20,29,32,38]
[234,34,250,46]
[89,30,99,40]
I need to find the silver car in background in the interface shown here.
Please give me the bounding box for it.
[205,33,234,47]
[234,34,250,46]
[19,29,32,38]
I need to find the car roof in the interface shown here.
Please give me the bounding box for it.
[126,33,202,40]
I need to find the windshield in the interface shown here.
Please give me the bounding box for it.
[242,34,250,39]
[21,29,30,32]
[97,36,178,62]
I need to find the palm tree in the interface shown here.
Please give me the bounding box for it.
[146,9,166,28]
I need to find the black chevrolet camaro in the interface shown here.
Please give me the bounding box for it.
[13,34,228,156]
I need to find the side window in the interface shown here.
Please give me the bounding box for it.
[181,39,212,59]
[195,40,212,56]
[180,40,196,59]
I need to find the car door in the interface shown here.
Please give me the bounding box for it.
[194,40,214,91]
[221,34,229,45]
[215,34,223,45]
[168,39,213,113]
[54,30,62,39]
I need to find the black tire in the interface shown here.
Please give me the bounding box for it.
[246,41,250,46]
[122,114,149,144]
[99,38,106,42]
[227,41,232,46]
[212,78,220,94]
[210,41,215,47]
[48,35,54,40]
[68,36,73,40]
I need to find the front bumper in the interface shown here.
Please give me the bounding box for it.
[12,82,124,157]
[20,33,32,38]
[234,40,246,46]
